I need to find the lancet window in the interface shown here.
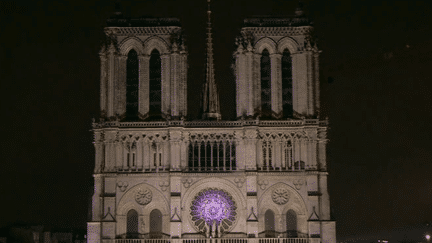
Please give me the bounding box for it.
[149,49,162,115]
[262,140,273,169]
[282,140,294,169]
[149,209,162,239]
[151,142,162,168]
[126,49,139,119]
[282,49,293,118]
[264,209,276,238]
[188,140,236,171]
[286,209,298,238]
[261,49,272,116]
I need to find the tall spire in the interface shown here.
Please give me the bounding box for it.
[201,0,221,120]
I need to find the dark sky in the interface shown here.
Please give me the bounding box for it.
[1,0,432,240]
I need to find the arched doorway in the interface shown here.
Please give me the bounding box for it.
[264,209,275,238]
[126,209,139,239]
[286,209,298,237]
[149,209,162,238]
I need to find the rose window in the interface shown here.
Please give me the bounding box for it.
[190,188,237,235]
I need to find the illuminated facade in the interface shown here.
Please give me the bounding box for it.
[87,3,336,243]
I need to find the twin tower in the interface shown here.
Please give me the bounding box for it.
[88,2,335,243]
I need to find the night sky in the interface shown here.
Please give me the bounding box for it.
[1,0,431,241]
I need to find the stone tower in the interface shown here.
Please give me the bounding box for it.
[87,3,336,243]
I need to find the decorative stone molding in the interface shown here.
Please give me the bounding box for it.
[293,179,304,190]
[182,178,194,188]
[272,188,289,205]
[117,181,129,192]
[257,179,269,190]
[105,26,181,36]
[135,188,152,205]
[159,181,170,192]
[234,178,246,188]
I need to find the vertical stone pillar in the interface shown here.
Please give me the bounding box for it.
[143,139,150,170]
[180,51,188,116]
[253,53,261,116]
[235,48,246,117]
[314,52,321,115]
[107,43,117,118]
[161,54,171,116]
[318,174,331,220]
[115,141,122,170]
[138,54,150,118]
[92,175,103,221]
[170,52,180,117]
[317,130,328,171]
[256,139,262,169]
[306,51,313,116]
[99,51,108,116]
[94,131,101,173]
[117,55,127,117]
[245,50,254,116]
[137,139,143,170]
[270,53,282,117]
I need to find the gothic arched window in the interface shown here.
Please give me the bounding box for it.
[260,49,271,117]
[150,209,162,239]
[282,49,293,118]
[286,209,298,238]
[126,209,139,239]
[264,209,275,238]
[149,49,162,115]
[126,49,139,119]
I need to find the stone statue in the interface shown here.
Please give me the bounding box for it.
[211,220,216,238]
[204,221,210,238]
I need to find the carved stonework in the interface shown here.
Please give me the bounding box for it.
[293,179,304,190]
[117,181,129,192]
[234,178,245,188]
[159,181,170,191]
[272,188,289,205]
[135,188,152,205]
[182,178,194,188]
[258,179,269,190]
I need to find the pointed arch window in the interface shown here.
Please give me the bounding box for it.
[126,209,139,239]
[264,209,275,238]
[286,209,298,238]
[126,49,139,119]
[149,209,162,239]
[260,49,271,116]
[149,49,162,115]
[282,49,293,118]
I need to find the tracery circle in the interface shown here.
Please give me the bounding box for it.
[135,188,152,205]
[272,188,289,205]
[190,188,237,235]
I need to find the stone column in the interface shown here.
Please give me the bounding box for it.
[99,52,108,116]
[253,53,261,116]
[306,51,313,116]
[180,51,188,116]
[92,175,103,221]
[137,139,143,170]
[314,52,321,115]
[138,54,150,118]
[117,55,128,117]
[170,52,180,117]
[245,50,254,116]
[107,43,117,118]
[235,48,246,117]
[161,54,171,116]
[270,53,282,117]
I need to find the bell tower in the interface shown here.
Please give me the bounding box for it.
[234,7,320,119]
[99,10,188,121]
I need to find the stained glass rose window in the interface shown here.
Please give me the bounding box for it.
[190,188,237,235]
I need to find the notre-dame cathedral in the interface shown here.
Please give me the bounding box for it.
[87,2,336,243]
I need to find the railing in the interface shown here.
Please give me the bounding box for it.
[110,239,309,243]
[92,119,326,129]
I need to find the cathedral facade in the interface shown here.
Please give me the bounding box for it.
[87,3,336,243]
